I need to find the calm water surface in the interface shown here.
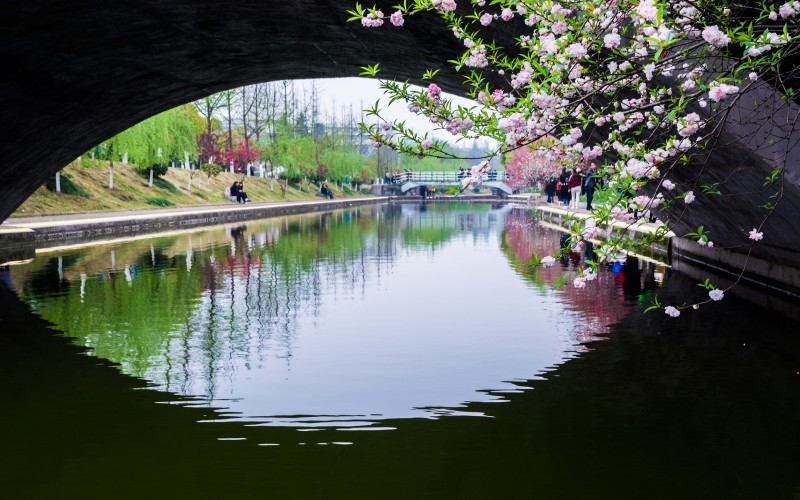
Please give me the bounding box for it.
[1,203,798,499]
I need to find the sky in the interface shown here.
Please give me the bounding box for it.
[302,77,497,148]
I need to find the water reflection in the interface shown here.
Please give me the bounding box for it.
[3,203,800,499]
[7,203,666,429]
[502,208,667,347]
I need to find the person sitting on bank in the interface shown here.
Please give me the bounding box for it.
[320,183,334,199]
[236,181,250,203]
[228,181,240,202]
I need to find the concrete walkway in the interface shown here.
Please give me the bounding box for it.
[0,196,388,249]
[508,193,675,240]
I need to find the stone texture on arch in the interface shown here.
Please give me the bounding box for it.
[0,0,483,222]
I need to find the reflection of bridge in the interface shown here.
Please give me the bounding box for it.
[387,171,513,198]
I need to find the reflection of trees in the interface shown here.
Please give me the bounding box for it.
[502,208,666,348]
[10,204,510,400]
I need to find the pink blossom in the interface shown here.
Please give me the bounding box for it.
[678,112,702,137]
[779,3,796,18]
[428,83,442,103]
[480,13,493,26]
[664,306,681,317]
[540,256,555,267]
[573,277,587,289]
[501,8,513,21]
[466,48,488,68]
[432,0,457,11]
[552,21,567,34]
[421,139,432,150]
[445,117,474,135]
[635,0,658,22]
[662,179,676,190]
[390,10,404,27]
[511,68,532,88]
[708,83,739,102]
[769,11,778,20]
[684,191,695,203]
[702,25,731,47]
[604,33,621,49]
[749,72,758,81]
[709,289,724,301]
[566,43,587,59]
[361,11,384,27]
[748,228,764,241]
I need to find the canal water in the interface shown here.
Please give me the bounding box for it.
[1,203,798,499]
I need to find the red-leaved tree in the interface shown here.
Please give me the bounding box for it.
[222,139,265,174]
[197,132,223,166]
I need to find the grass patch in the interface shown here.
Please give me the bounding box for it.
[153,178,180,194]
[146,196,175,207]
[44,173,90,198]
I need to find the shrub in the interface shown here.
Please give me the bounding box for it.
[153,178,180,194]
[137,163,169,180]
[201,163,223,180]
[146,196,175,207]
[44,173,90,198]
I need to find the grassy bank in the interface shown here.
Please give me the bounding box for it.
[13,160,366,217]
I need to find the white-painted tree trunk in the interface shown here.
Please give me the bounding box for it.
[109,164,114,189]
[149,168,154,188]
[55,171,61,193]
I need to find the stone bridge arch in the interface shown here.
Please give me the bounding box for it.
[0,0,500,222]
[3,1,800,282]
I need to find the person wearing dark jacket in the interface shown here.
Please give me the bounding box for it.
[584,163,599,210]
[558,168,570,205]
[544,176,558,203]
[236,181,250,203]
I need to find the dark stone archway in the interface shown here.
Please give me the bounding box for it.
[0,0,485,222]
[2,1,800,278]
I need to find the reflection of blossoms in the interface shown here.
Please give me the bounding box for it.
[665,306,681,318]
[540,255,556,267]
[709,289,724,301]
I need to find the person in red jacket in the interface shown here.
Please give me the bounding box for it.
[567,168,582,209]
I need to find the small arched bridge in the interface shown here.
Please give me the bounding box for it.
[376,171,513,198]
[400,171,512,198]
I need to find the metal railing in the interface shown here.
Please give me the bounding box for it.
[383,171,506,184]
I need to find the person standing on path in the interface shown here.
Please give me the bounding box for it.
[567,168,582,209]
[558,168,570,205]
[544,176,558,203]
[584,163,598,210]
